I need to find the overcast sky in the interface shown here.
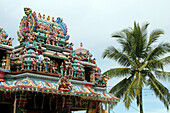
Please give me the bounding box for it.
[0,0,170,113]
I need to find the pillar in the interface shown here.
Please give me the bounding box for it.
[14,93,27,113]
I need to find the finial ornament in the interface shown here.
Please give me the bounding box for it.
[52,17,55,22]
[38,13,41,18]
[47,16,50,21]
[33,11,36,15]
[80,42,83,48]
[43,14,45,20]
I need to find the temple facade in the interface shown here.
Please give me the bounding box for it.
[0,8,119,113]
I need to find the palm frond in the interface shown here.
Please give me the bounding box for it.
[144,56,170,71]
[155,70,170,81]
[147,72,170,110]
[102,46,136,67]
[146,60,164,71]
[123,74,137,109]
[132,22,147,58]
[146,29,164,50]
[112,29,134,56]
[144,42,170,62]
[141,22,149,33]
[102,68,131,78]
[109,76,133,108]
[135,72,144,96]
[158,56,170,65]
[109,76,133,95]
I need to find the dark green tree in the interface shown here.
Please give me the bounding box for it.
[102,22,170,113]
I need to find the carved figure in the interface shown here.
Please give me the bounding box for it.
[33,59,37,70]
[46,35,51,44]
[55,37,60,46]
[52,61,58,74]
[39,61,43,72]
[103,75,109,86]
[17,31,24,43]
[51,35,56,45]
[8,37,14,46]
[28,33,35,42]
[44,58,49,72]
[58,76,72,91]
[66,43,74,50]
[60,63,64,75]
[68,63,73,76]
[49,60,53,73]
[22,59,25,70]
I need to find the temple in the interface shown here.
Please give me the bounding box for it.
[0,8,119,113]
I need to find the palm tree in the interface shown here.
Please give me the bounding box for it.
[102,22,170,113]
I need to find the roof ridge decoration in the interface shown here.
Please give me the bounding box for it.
[18,7,70,46]
[0,78,119,102]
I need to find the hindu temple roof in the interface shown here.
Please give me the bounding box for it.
[0,8,119,107]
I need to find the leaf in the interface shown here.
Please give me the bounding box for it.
[123,74,137,109]
[135,72,144,96]
[109,76,134,108]
[102,46,136,67]
[102,68,131,78]
[155,70,170,81]
[144,43,170,62]
[146,29,164,49]
[147,72,170,110]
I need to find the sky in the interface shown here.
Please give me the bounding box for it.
[0,0,170,113]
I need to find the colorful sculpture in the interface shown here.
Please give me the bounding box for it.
[57,76,72,91]
[0,27,13,46]
[7,7,108,86]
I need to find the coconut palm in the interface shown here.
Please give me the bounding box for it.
[102,22,170,113]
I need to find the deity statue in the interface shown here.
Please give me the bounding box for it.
[58,76,72,92]
[44,58,50,72]
[32,59,37,70]
[60,63,64,75]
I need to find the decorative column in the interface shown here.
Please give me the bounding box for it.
[15,93,27,113]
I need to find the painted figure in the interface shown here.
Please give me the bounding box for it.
[39,61,44,72]
[33,59,37,70]
[44,59,49,72]
[60,63,64,75]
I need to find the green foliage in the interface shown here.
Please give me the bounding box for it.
[103,22,170,111]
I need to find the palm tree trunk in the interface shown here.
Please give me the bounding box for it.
[140,87,143,113]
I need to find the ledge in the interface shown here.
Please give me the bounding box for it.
[44,44,72,53]
[0,44,13,51]
[6,71,95,85]
[93,86,107,91]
